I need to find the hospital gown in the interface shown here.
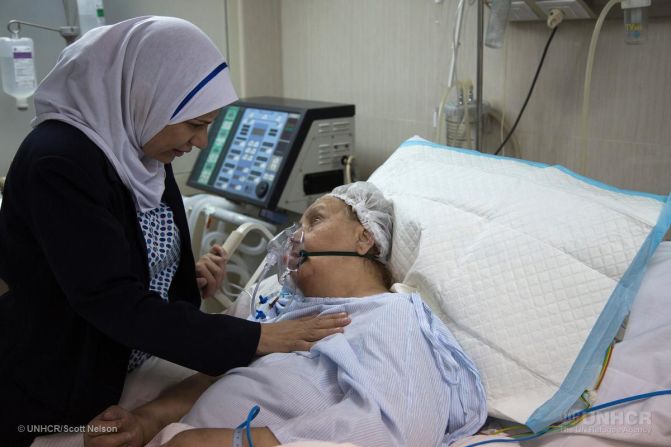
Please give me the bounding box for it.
[183,292,487,446]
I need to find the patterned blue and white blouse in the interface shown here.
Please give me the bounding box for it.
[127,201,181,373]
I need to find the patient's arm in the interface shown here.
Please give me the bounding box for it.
[163,427,279,447]
[85,373,216,447]
[134,373,217,436]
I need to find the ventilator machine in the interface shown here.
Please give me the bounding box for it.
[183,97,355,312]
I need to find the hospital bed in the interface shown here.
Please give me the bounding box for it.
[36,242,671,447]
[31,136,671,446]
[225,241,671,447]
[217,136,671,446]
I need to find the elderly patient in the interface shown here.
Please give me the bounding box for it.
[85,182,487,447]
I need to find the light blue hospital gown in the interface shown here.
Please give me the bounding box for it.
[183,292,487,446]
[127,201,181,373]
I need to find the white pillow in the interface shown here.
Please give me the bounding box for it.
[369,136,671,431]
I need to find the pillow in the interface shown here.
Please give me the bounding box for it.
[369,136,671,431]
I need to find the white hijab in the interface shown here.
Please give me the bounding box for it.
[32,16,238,211]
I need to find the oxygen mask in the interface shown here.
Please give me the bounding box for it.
[249,223,305,318]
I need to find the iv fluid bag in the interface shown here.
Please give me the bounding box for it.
[0,37,37,110]
[77,0,106,36]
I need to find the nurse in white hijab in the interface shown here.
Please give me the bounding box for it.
[33,15,235,213]
[0,18,350,445]
[32,16,246,305]
[31,15,349,347]
[0,17,349,436]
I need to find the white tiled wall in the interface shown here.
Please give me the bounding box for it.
[2,1,669,197]
[274,0,671,196]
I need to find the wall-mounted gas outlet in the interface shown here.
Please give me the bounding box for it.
[536,0,595,18]
[510,0,595,21]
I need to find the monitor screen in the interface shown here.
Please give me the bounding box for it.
[189,105,301,207]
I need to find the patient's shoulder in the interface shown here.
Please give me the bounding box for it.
[365,291,416,314]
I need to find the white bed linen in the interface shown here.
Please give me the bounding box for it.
[368,136,671,429]
[453,241,671,447]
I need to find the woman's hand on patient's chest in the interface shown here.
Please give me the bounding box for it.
[196,244,228,299]
[256,312,351,355]
[84,405,158,447]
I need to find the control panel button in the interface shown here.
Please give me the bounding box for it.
[256,180,270,198]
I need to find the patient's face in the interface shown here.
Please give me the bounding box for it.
[295,196,366,294]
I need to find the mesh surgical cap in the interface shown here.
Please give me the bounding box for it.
[328,181,393,264]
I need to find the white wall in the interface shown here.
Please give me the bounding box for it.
[5,1,670,197]
[277,0,671,196]
[0,0,231,195]
[226,0,283,99]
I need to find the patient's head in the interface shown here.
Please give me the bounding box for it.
[295,182,393,298]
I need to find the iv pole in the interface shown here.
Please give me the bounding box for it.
[6,20,79,44]
[6,0,81,44]
[475,0,484,151]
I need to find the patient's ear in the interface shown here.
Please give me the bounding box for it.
[356,228,375,255]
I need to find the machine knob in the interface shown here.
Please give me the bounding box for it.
[256,181,269,198]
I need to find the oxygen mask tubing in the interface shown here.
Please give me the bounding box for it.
[250,223,377,316]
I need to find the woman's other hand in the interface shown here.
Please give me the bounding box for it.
[256,312,351,355]
[195,244,228,299]
[84,405,158,447]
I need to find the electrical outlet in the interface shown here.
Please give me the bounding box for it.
[536,0,595,19]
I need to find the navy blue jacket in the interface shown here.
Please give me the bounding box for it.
[0,121,260,444]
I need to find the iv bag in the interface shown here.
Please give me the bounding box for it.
[0,36,37,110]
[77,0,106,36]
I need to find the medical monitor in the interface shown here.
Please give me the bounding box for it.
[188,97,355,215]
